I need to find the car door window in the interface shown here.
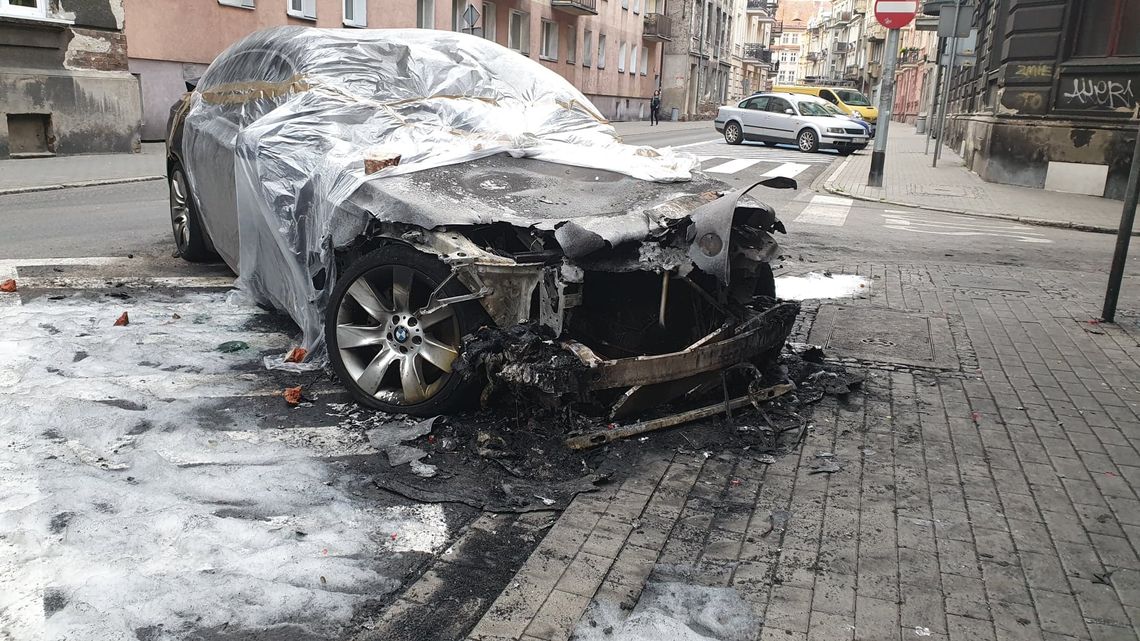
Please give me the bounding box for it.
[819,89,839,105]
[766,97,792,115]
[743,96,769,111]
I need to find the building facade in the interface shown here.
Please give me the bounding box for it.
[939,0,1139,200]
[660,0,738,118]
[890,18,937,123]
[0,0,142,158]
[731,0,776,101]
[125,0,666,139]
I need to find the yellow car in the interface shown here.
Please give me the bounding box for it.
[773,85,878,130]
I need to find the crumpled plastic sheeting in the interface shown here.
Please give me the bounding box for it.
[181,27,699,365]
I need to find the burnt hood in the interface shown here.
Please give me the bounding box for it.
[338,153,732,257]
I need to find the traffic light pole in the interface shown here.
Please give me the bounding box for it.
[1102,117,1140,323]
[867,27,900,187]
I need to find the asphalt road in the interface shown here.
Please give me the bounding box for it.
[0,124,1136,305]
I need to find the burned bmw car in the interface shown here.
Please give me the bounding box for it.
[167,27,798,417]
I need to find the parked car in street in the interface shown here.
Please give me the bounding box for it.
[166,27,799,417]
[714,92,869,155]
[772,85,878,127]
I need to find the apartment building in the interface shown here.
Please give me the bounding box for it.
[125,0,665,139]
[939,0,1139,199]
[659,0,738,118]
[0,0,141,158]
[731,0,776,100]
[770,0,821,86]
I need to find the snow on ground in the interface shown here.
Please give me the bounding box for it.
[0,291,448,640]
[776,272,868,300]
[574,581,758,641]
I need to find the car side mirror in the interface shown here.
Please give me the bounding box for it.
[784,108,794,115]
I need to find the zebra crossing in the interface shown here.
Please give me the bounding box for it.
[682,139,843,165]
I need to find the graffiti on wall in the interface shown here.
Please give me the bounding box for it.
[1056,75,1138,112]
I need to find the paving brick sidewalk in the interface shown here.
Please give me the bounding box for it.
[0,142,166,194]
[821,127,1128,234]
[458,261,1140,641]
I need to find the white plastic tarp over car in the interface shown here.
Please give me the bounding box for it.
[179,27,700,364]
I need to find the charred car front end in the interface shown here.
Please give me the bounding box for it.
[166,27,799,417]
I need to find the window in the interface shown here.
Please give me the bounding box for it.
[417,0,434,28]
[742,96,769,110]
[540,20,558,60]
[1072,0,1140,57]
[453,0,467,31]
[622,0,628,9]
[618,41,627,72]
[630,45,638,75]
[287,0,316,19]
[1,0,46,17]
[343,0,366,26]
[217,0,255,8]
[509,10,530,54]
[598,33,607,68]
[640,45,648,75]
[633,0,640,13]
[482,2,496,40]
[766,96,792,113]
[583,30,594,66]
[567,26,577,63]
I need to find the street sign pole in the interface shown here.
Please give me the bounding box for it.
[933,0,962,167]
[868,27,900,187]
[925,37,944,155]
[1102,115,1140,323]
[866,0,917,187]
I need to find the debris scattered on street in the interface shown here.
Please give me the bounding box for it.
[0,278,16,293]
[113,311,129,326]
[284,346,308,363]
[216,340,249,353]
[283,385,303,405]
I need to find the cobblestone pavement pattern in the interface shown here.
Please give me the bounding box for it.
[455,260,1140,641]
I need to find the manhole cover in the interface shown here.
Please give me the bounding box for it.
[808,305,960,370]
[943,274,1031,292]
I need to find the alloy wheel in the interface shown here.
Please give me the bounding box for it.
[798,131,816,152]
[169,170,191,253]
[725,123,741,144]
[334,265,461,405]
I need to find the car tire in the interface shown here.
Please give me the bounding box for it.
[797,129,819,153]
[168,161,214,262]
[724,121,743,145]
[325,244,487,416]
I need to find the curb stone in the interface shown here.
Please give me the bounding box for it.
[816,156,1135,237]
[0,175,166,196]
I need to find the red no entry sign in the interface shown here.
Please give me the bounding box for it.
[874,0,918,28]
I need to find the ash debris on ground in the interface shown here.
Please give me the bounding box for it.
[325,341,862,514]
[455,322,592,402]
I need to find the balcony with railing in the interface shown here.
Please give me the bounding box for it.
[745,0,778,15]
[899,47,924,65]
[742,43,773,64]
[642,12,672,41]
[806,50,823,62]
[551,0,598,15]
[835,10,852,23]
[833,41,853,53]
